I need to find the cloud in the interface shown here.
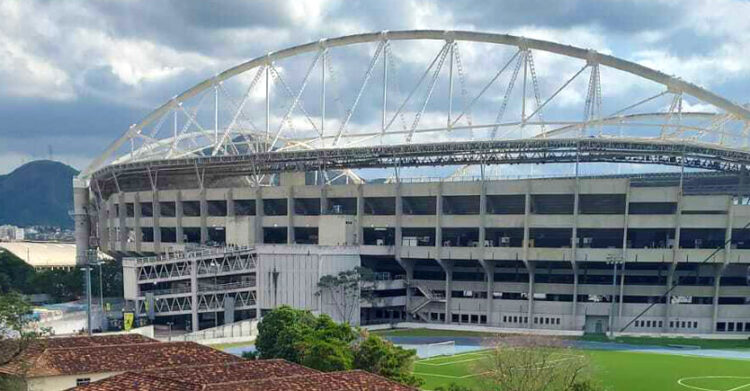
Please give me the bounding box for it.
[0,0,748,176]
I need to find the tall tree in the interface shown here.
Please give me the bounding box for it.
[353,333,423,387]
[317,267,376,324]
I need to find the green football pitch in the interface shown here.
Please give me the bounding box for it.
[414,349,750,391]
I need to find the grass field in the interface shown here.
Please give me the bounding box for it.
[414,347,750,391]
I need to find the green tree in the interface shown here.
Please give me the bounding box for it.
[255,305,317,362]
[353,334,423,387]
[317,267,376,324]
[300,338,353,371]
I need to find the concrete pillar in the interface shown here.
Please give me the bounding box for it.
[436,182,443,253]
[226,189,235,217]
[711,263,726,332]
[287,187,295,244]
[320,184,328,215]
[255,187,264,244]
[73,181,90,265]
[479,179,487,252]
[664,262,677,332]
[619,180,631,322]
[395,181,403,257]
[571,177,580,330]
[176,191,184,245]
[200,188,208,244]
[118,193,127,249]
[479,259,494,325]
[190,258,199,331]
[522,181,533,328]
[527,263,535,328]
[356,184,364,245]
[134,193,142,252]
[153,190,161,253]
[439,259,453,324]
[396,258,414,318]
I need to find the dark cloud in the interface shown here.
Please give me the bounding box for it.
[0,0,748,174]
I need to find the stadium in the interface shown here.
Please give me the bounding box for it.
[72,30,750,335]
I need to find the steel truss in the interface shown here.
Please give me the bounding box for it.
[92,137,750,197]
[79,30,750,182]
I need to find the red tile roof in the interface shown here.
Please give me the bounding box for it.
[0,334,158,376]
[1,341,240,377]
[139,359,319,384]
[205,370,418,391]
[72,372,202,391]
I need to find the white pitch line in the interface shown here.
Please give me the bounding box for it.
[677,376,750,391]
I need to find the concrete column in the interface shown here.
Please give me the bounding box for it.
[226,189,235,217]
[320,184,328,215]
[571,177,580,330]
[479,179,487,251]
[190,258,199,331]
[118,193,127,249]
[108,199,116,250]
[199,188,208,244]
[571,263,579,330]
[176,191,184,245]
[711,263,726,332]
[439,259,453,324]
[664,262,677,332]
[619,180,631,322]
[436,182,443,253]
[395,181,403,256]
[134,193,142,252]
[73,181,90,264]
[527,263,535,328]
[479,259,494,325]
[287,187,295,244]
[153,191,161,253]
[255,187,264,244]
[396,258,414,318]
[522,181,533,328]
[356,184,364,245]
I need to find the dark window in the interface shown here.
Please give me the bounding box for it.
[263,199,288,216]
[531,194,574,214]
[364,197,396,215]
[263,227,287,244]
[487,195,525,214]
[183,227,201,243]
[207,201,227,217]
[628,202,677,215]
[159,202,176,217]
[443,195,480,215]
[294,198,321,216]
[235,200,255,216]
[207,227,225,244]
[182,201,200,217]
[327,198,357,215]
[140,227,154,242]
[140,202,153,217]
[579,194,626,214]
[126,203,135,217]
[402,196,436,215]
[160,227,177,243]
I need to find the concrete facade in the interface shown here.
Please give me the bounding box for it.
[102,174,749,334]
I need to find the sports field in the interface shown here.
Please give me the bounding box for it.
[414,348,750,390]
[373,329,750,391]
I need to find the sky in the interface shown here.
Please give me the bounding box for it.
[0,0,748,175]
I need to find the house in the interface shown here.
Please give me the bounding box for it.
[0,334,240,391]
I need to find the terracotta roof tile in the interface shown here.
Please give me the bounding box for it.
[71,371,202,391]
[4,341,240,377]
[139,359,319,384]
[205,370,418,391]
[0,334,157,376]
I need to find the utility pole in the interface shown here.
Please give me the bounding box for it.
[606,254,622,339]
[83,249,96,336]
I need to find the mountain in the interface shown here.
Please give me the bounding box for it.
[0,160,79,228]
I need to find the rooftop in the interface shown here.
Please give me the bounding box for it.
[0,336,239,378]
[73,368,416,391]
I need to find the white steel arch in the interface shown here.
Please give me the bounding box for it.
[81,30,750,179]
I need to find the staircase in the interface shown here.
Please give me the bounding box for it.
[407,281,446,322]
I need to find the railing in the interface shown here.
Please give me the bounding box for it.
[144,286,192,296]
[126,245,255,265]
[198,281,256,293]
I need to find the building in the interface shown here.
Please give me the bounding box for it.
[0,225,24,241]
[73,30,750,336]
[73,361,415,391]
[0,334,240,390]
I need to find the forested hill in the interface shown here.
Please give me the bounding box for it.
[0,160,78,228]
